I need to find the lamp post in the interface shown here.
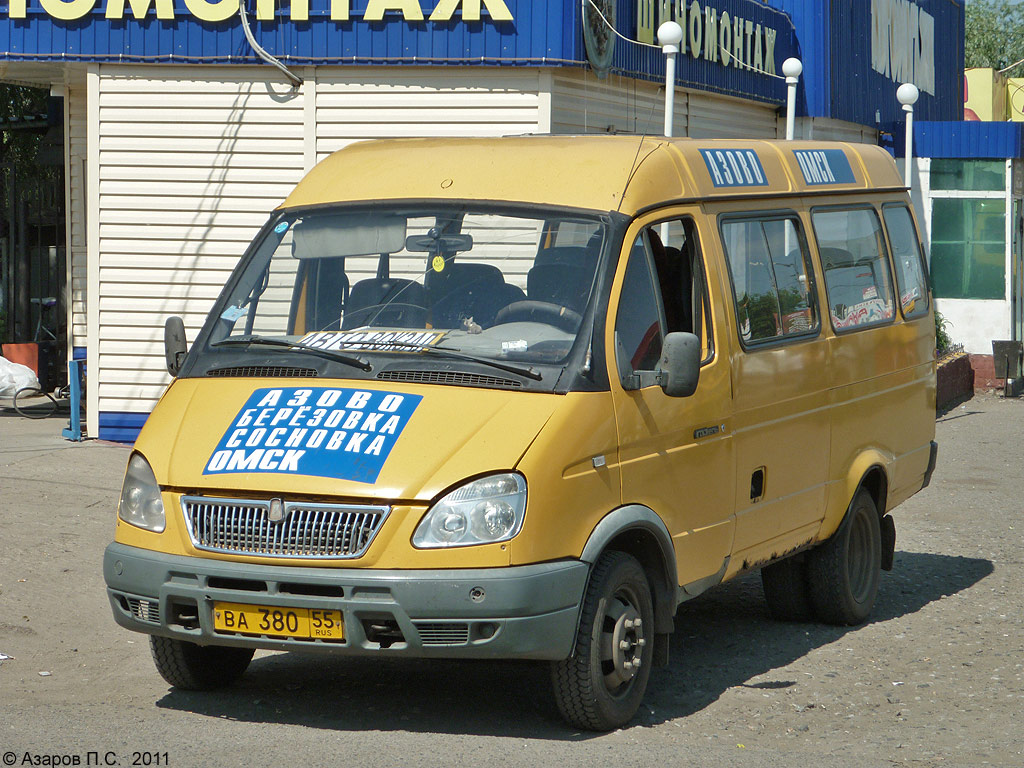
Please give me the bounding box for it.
[897,83,920,189]
[658,21,684,137]
[783,57,802,140]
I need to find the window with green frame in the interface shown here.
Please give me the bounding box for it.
[930,198,1005,300]
[930,159,1006,192]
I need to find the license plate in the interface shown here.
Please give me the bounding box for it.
[213,602,344,640]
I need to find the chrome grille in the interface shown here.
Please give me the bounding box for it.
[181,496,389,559]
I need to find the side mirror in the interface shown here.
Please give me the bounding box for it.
[657,332,701,397]
[164,316,188,377]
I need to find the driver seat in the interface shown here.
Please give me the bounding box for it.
[526,264,591,314]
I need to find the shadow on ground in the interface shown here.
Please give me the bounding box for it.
[155,551,992,738]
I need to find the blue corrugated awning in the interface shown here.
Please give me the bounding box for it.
[908,121,1024,160]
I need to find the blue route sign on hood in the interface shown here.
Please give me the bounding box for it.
[204,386,422,484]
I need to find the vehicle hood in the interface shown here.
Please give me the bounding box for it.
[137,378,561,502]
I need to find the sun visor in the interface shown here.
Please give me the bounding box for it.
[291,214,407,259]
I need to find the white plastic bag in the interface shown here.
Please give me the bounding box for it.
[0,356,40,398]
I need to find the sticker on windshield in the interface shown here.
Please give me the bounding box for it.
[204,387,422,484]
[220,305,247,323]
[299,329,446,352]
[274,221,290,234]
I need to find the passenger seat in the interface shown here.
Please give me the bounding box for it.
[343,277,426,329]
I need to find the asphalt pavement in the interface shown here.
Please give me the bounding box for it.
[0,393,1021,767]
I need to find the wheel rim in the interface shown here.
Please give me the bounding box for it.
[598,585,647,696]
[847,507,877,603]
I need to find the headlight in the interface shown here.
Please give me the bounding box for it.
[412,473,526,548]
[118,454,166,533]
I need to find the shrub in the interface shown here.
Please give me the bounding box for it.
[935,309,952,354]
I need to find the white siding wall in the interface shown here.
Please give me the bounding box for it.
[84,63,811,429]
[85,64,825,429]
[550,69,777,139]
[68,86,88,351]
[551,70,679,135]
[686,90,777,138]
[315,68,546,290]
[88,66,546,426]
[89,65,306,419]
[783,116,879,144]
[314,67,545,161]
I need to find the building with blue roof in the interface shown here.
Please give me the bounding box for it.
[0,0,966,438]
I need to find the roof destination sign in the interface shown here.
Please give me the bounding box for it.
[699,148,768,188]
[792,149,855,185]
[6,0,513,23]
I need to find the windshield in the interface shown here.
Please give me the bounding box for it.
[204,205,606,377]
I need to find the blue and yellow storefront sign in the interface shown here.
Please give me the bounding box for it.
[0,0,799,106]
[5,0,513,22]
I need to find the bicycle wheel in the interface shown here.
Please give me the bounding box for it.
[13,387,58,419]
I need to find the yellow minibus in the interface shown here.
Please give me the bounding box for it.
[104,136,937,730]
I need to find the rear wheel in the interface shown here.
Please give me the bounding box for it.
[149,636,254,690]
[807,489,882,625]
[551,551,654,731]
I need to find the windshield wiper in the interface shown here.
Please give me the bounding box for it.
[212,335,372,372]
[342,340,543,381]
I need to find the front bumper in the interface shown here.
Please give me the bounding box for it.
[103,543,588,660]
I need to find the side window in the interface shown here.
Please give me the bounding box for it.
[721,216,818,345]
[882,204,930,319]
[812,207,896,331]
[614,235,664,379]
[648,218,713,360]
[615,217,715,386]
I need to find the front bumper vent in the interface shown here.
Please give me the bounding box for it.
[125,597,159,624]
[181,496,389,559]
[414,622,471,646]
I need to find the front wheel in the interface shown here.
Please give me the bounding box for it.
[150,636,254,690]
[551,551,654,731]
[806,489,882,625]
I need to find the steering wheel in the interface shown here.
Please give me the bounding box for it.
[493,300,582,333]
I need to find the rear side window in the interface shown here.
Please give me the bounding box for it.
[882,204,930,319]
[721,216,818,345]
[811,208,896,332]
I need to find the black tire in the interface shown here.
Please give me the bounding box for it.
[149,636,254,690]
[806,489,882,625]
[551,551,655,731]
[13,387,57,419]
[761,556,813,621]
